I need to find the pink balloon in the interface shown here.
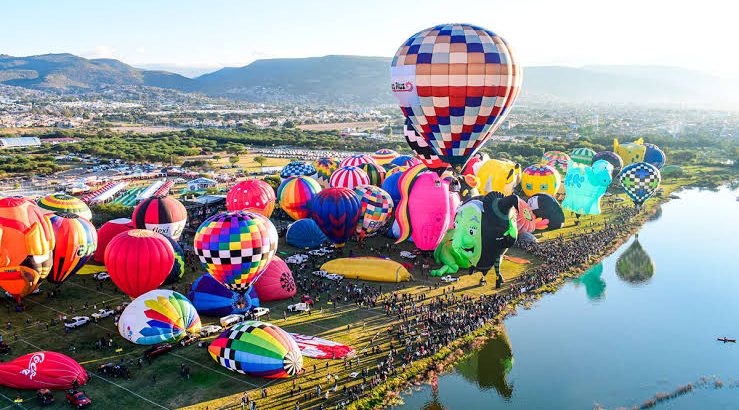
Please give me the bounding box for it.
[406,172,450,251]
[447,191,460,229]
[252,256,296,302]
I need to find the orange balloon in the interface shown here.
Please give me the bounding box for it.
[0,266,40,303]
[0,197,55,279]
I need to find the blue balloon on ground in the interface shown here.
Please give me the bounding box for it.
[187,273,259,317]
[285,219,327,249]
[381,172,403,205]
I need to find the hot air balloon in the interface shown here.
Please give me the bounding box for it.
[592,151,623,178]
[0,197,55,279]
[357,162,386,186]
[614,138,647,166]
[354,185,394,237]
[0,266,40,303]
[616,239,655,284]
[104,229,174,298]
[187,273,259,317]
[462,152,490,176]
[209,321,303,378]
[132,196,187,241]
[93,218,133,263]
[475,159,521,195]
[226,179,276,217]
[280,161,317,181]
[526,193,565,231]
[643,143,666,169]
[562,160,614,215]
[193,211,278,292]
[521,164,561,197]
[542,151,570,178]
[0,351,88,390]
[381,171,403,206]
[396,165,451,251]
[48,213,97,285]
[619,162,661,207]
[570,148,597,166]
[163,236,185,285]
[309,188,361,247]
[313,158,340,188]
[339,154,375,168]
[391,24,521,167]
[277,176,321,220]
[252,256,296,302]
[390,155,420,168]
[285,218,327,249]
[37,194,92,220]
[372,149,398,165]
[329,166,370,190]
[402,118,449,171]
[118,290,201,345]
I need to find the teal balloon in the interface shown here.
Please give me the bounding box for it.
[562,160,613,215]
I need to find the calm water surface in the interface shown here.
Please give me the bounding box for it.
[398,188,739,409]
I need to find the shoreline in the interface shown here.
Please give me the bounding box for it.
[349,189,677,410]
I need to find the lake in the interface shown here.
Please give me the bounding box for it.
[397,188,739,409]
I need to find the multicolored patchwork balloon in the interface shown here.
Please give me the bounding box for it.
[309,187,361,247]
[280,161,317,181]
[313,158,340,188]
[277,176,321,220]
[354,185,394,236]
[194,211,278,292]
[391,23,521,166]
[329,166,370,190]
[209,321,303,378]
[48,213,97,285]
[619,162,661,207]
[118,290,201,345]
[37,194,92,220]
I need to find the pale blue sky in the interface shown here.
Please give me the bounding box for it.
[1,0,737,76]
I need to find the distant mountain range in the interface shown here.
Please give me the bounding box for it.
[1,53,736,107]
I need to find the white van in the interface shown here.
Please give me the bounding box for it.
[219,313,244,328]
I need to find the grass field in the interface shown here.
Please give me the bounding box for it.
[0,168,712,409]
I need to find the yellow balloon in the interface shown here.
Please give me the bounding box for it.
[475,159,521,195]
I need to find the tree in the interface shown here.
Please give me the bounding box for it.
[283,120,295,128]
[253,155,268,172]
[229,156,240,166]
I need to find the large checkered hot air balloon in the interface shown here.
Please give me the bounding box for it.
[208,321,302,378]
[193,211,278,293]
[354,185,394,237]
[390,24,521,168]
[402,117,449,171]
[619,162,661,207]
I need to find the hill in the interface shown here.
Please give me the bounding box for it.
[0,53,197,92]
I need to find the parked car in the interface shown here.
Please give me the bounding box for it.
[251,307,270,318]
[199,325,223,337]
[287,303,311,312]
[179,334,201,347]
[91,309,114,320]
[441,275,459,283]
[93,271,110,281]
[219,314,244,328]
[144,343,172,360]
[65,390,91,408]
[64,316,90,329]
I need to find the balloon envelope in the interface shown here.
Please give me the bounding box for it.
[93,218,133,263]
[526,193,565,231]
[643,143,666,169]
[339,154,375,168]
[209,321,303,378]
[226,179,276,217]
[329,166,370,190]
[357,162,386,186]
[163,236,185,285]
[310,187,361,246]
[285,218,327,249]
[0,197,55,280]
[252,256,296,302]
[396,166,451,250]
[188,273,259,317]
[402,118,449,171]
[381,171,403,206]
[354,185,394,236]
[48,213,97,284]
[475,159,521,195]
[521,164,561,197]
[570,148,597,166]
[118,290,201,345]
[132,196,187,241]
[619,162,661,206]
[277,176,321,220]
[0,266,40,303]
[562,160,613,215]
[194,211,278,292]
[372,149,398,165]
[0,351,88,390]
[313,158,340,188]
[280,161,317,181]
[592,151,623,178]
[38,194,92,220]
[104,229,174,298]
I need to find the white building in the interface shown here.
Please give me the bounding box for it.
[0,137,41,148]
[187,177,217,191]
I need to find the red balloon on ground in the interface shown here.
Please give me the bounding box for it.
[93,218,133,263]
[0,351,88,390]
[252,256,296,302]
[104,229,174,298]
[226,179,276,217]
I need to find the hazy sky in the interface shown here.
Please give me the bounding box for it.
[2,0,738,77]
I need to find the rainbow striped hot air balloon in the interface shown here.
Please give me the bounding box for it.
[118,290,201,345]
[209,321,303,378]
[277,176,321,220]
[193,211,278,293]
[372,149,398,165]
[354,185,394,236]
[329,166,370,190]
[37,194,92,220]
[310,188,361,247]
[339,154,375,168]
[48,213,97,285]
[357,162,386,186]
[313,158,340,188]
